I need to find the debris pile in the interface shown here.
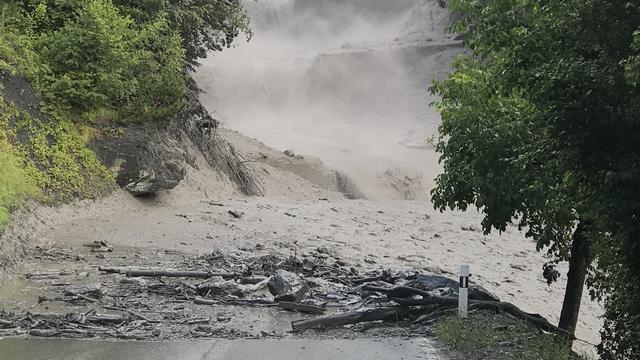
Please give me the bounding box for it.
[0,248,561,341]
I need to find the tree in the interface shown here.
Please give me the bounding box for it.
[6,0,250,121]
[113,0,252,69]
[37,0,136,112]
[430,0,640,357]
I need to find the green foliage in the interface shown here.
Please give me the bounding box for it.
[0,133,40,232]
[0,0,249,234]
[119,16,185,120]
[113,0,252,69]
[37,0,135,112]
[2,0,250,122]
[29,0,185,122]
[431,1,640,357]
[0,6,37,76]
[0,97,113,207]
[436,313,583,360]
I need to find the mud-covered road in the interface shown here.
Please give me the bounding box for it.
[1,197,602,350]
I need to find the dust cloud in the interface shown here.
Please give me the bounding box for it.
[194,0,462,200]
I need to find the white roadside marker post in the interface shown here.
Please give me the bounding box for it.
[458,264,469,319]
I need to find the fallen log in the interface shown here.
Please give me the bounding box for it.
[26,312,124,325]
[60,328,90,336]
[99,268,237,279]
[278,301,326,315]
[29,329,60,337]
[98,267,122,274]
[85,314,125,324]
[366,285,565,335]
[291,307,408,331]
[99,306,156,323]
[0,319,13,327]
[193,297,216,306]
[126,270,228,278]
[194,297,276,306]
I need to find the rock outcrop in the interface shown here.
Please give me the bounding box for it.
[92,85,262,197]
[90,124,189,196]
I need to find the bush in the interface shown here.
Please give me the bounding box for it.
[3,0,250,122]
[0,0,249,233]
[34,0,185,122]
[37,0,134,112]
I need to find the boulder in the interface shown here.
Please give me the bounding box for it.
[267,269,310,302]
[91,124,189,196]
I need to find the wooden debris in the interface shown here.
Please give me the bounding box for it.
[99,268,237,279]
[193,297,216,306]
[98,267,122,274]
[29,329,60,337]
[278,301,326,315]
[291,307,408,331]
[201,201,225,207]
[85,314,125,324]
[364,285,565,335]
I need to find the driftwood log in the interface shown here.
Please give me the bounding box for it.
[193,297,216,306]
[363,285,565,335]
[84,314,125,324]
[278,301,326,315]
[0,319,13,327]
[99,267,236,279]
[291,307,409,331]
[125,270,235,279]
[193,297,276,306]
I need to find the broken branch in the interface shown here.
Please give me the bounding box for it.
[291,307,408,331]
[278,301,326,315]
[366,285,565,335]
[99,267,237,279]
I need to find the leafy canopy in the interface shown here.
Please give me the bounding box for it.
[2,0,250,122]
[431,1,640,358]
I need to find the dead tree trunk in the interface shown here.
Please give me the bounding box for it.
[558,220,591,340]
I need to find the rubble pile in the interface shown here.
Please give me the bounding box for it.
[0,246,559,341]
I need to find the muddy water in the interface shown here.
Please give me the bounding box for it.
[194,0,461,198]
[0,338,447,360]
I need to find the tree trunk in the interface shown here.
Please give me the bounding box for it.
[558,220,591,341]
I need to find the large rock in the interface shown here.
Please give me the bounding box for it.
[267,269,310,302]
[91,124,189,196]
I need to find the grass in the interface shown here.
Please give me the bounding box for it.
[0,94,113,233]
[0,141,40,230]
[0,7,114,234]
[436,311,587,360]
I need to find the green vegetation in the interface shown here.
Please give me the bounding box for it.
[0,95,113,229]
[436,312,583,360]
[0,134,40,230]
[431,0,640,358]
[0,0,250,233]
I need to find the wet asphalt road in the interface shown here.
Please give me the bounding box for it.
[0,338,447,360]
